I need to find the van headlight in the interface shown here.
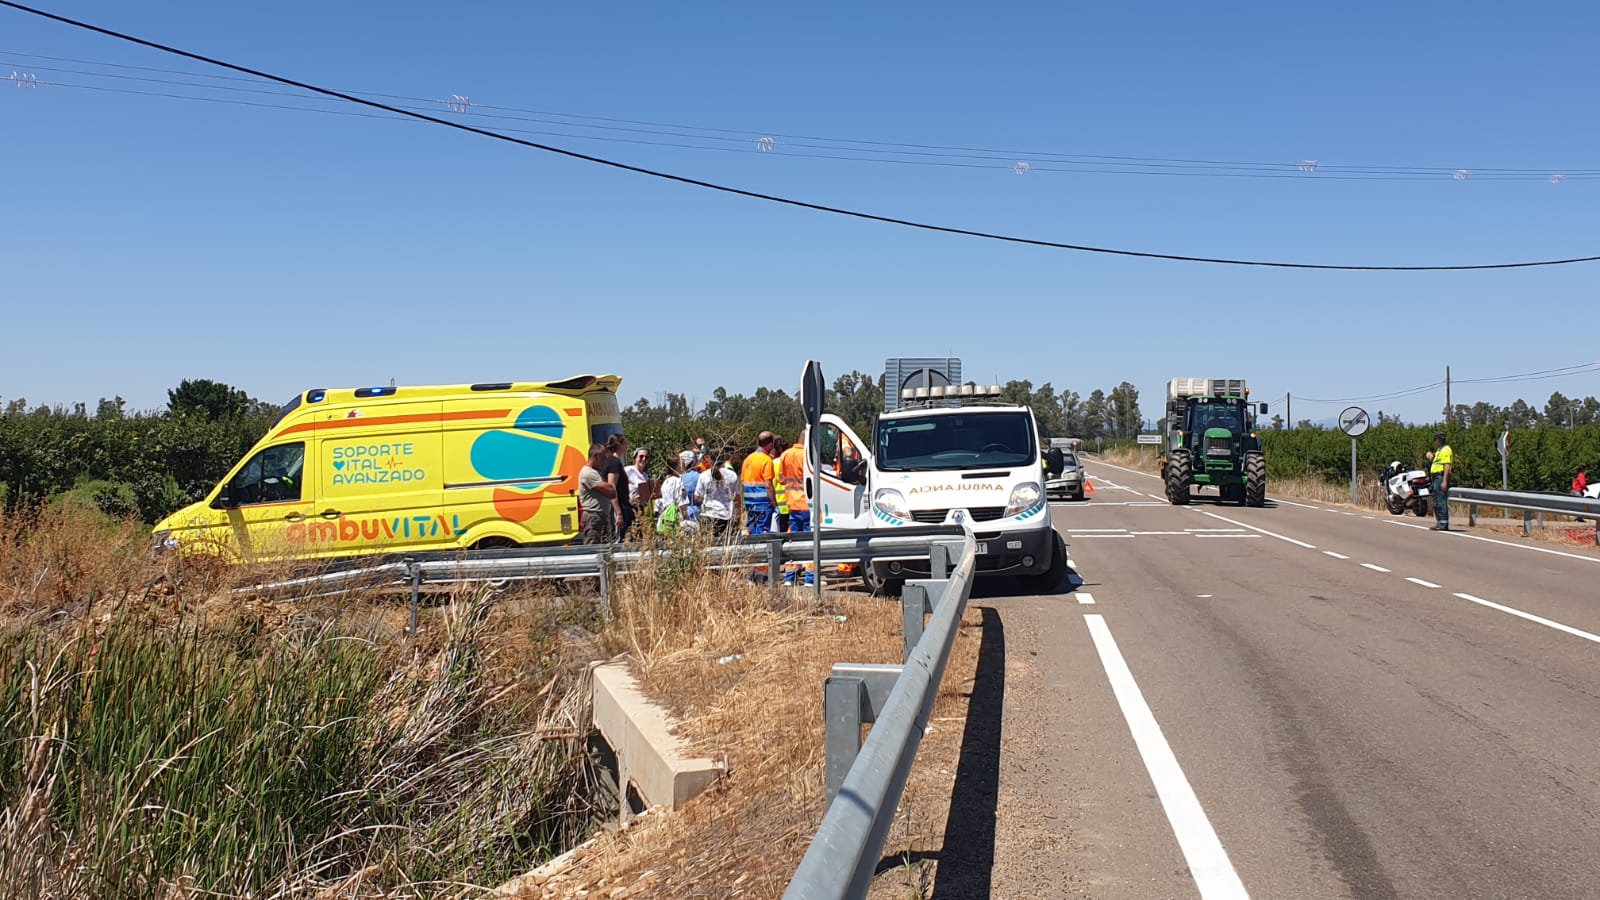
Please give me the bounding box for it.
[152,530,178,553]
[1005,483,1041,517]
[873,489,910,520]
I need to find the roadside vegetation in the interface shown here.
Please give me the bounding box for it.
[0,501,606,898]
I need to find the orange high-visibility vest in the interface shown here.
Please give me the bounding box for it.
[779,445,809,512]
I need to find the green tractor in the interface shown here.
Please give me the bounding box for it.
[1161,378,1269,507]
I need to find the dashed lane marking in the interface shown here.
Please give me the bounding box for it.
[1076,592,1096,605]
[1199,511,1316,549]
[1406,577,1441,588]
[1323,551,1350,559]
[1453,593,1600,645]
[1361,563,1391,573]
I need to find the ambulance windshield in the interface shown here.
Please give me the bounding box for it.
[876,411,1037,471]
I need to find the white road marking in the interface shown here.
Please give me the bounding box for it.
[1077,592,1096,605]
[1088,459,1163,480]
[1267,496,1321,510]
[1342,512,1358,517]
[1386,520,1432,531]
[1323,551,1350,560]
[1195,534,1259,538]
[1199,511,1316,549]
[1132,531,1192,535]
[1406,577,1441,588]
[1439,528,1600,567]
[1452,593,1600,645]
[1362,516,1376,520]
[1074,533,1136,538]
[1070,528,1128,533]
[1084,615,1250,900]
[1146,493,1169,501]
[1197,594,1214,598]
[1361,563,1391,573]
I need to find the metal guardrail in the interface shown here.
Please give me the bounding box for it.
[784,529,977,900]
[230,527,968,628]
[1450,487,1600,545]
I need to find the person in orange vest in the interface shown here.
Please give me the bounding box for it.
[741,432,778,535]
[778,434,814,584]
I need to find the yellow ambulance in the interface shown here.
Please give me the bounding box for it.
[152,375,624,561]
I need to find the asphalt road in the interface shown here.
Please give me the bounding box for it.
[952,458,1600,900]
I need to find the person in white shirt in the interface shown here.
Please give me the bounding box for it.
[654,455,691,534]
[693,450,741,539]
[624,448,653,506]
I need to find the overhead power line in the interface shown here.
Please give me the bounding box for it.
[1299,381,1446,405]
[4,2,1599,271]
[1298,360,1600,405]
[7,48,1594,181]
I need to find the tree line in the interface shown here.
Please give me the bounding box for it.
[0,380,281,522]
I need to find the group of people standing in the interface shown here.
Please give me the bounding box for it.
[576,430,813,548]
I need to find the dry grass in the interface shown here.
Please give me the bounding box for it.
[514,543,983,899]
[0,507,987,897]
[0,504,609,898]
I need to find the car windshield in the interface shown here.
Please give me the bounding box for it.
[1191,402,1244,434]
[876,411,1037,471]
[1062,452,1079,467]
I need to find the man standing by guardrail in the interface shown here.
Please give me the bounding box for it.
[1429,432,1454,532]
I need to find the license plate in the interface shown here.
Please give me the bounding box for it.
[1417,488,1430,496]
[975,542,988,555]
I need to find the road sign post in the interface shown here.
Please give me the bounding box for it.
[1497,430,1509,490]
[802,361,826,602]
[1338,406,1370,505]
[1136,433,1159,468]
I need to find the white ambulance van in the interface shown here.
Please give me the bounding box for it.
[807,384,1065,595]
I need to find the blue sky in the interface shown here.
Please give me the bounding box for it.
[3,0,1597,425]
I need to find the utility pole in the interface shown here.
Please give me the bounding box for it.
[1286,393,1292,429]
[1444,365,1452,424]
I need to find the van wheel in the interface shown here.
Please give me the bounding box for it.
[863,566,903,597]
[1023,532,1069,595]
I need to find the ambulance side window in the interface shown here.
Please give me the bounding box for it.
[818,425,840,476]
[230,443,305,506]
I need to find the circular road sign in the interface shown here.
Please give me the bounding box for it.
[1339,406,1371,437]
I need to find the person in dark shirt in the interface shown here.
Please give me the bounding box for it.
[604,434,634,538]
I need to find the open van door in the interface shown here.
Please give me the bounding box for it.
[809,414,871,530]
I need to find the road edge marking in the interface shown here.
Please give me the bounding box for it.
[1083,614,1250,899]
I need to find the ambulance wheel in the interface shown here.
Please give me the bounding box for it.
[471,537,520,551]
[1023,532,1069,594]
[864,566,904,598]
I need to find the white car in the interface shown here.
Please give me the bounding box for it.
[1045,450,1088,501]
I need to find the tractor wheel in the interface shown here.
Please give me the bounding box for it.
[1244,452,1267,507]
[1166,451,1192,505]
